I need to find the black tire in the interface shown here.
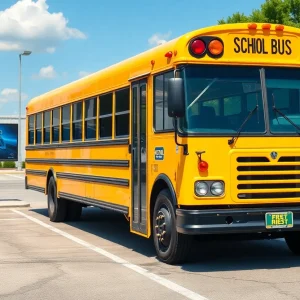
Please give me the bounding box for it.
[152,189,192,264]
[47,177,67,222]
[66,201,82,221]
[285,232,300,255]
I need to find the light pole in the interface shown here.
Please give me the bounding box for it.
[18,50,31,171]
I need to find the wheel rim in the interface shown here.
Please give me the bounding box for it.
[155,205,172,252]
[48,184,55,214]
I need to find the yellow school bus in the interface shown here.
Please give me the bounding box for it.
[26,23,300,264]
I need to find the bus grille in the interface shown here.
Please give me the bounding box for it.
[237,156,300,200]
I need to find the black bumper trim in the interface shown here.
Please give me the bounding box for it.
[176,206,300,235]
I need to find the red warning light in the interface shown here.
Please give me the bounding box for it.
[165,51,173,58]
[198,160,209,172]
[191,39,206,55]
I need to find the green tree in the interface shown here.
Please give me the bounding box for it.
[218,0,300,28]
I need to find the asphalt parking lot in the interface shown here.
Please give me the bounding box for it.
[1,172,300,300]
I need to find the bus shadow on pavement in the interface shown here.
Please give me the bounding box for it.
[31,207,300,272]
[31,207,156,259]
[184,237,300,272]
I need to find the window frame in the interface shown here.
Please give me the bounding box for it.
[28,115,35,145]
[35,113,43,144]
[61,104,71,142]
[153,70,175,133]
[72,101,83,141]
[43,110,51,144]
[99,92,113,140]
[84,97,97,140]
[52,107,60,143]
[115,87,130,138]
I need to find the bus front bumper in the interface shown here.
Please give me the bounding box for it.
[176,206,300,235]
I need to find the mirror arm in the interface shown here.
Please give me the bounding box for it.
[174,118,189,155]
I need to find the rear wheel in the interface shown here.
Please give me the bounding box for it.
[152,189,192,264]
[66,201,82,221]
[285,232,300,255]
[47,177,67,222]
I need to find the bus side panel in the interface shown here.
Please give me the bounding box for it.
[26,174,46,191]
[26,143,131,210]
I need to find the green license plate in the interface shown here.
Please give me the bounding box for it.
[265,212,293,229]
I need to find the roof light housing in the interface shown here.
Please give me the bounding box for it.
[189,36,224,59]
[248,23,257,30]
[262,23,271,30]
[275,24,284,31]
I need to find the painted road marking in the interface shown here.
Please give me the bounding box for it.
[12,209,208,300]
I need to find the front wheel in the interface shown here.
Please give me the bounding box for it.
[152,189,192,264]
[285,232,300,255]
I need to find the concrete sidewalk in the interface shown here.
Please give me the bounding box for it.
[0,169,25,174]
[0,172,28,208]
[0,199,30,208]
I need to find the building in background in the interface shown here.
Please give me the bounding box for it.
[0,116,26,163]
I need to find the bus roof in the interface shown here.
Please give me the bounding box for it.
[27,23,300,114]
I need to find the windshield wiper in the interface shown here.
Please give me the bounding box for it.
[272,93,300,134]
[228,105,258,145]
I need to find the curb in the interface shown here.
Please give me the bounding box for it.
[0,170,25,174]
[0,200,30,208]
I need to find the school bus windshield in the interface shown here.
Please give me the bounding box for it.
[181,65,300,135]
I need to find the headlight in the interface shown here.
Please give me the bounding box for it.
[195,181,208,196]
[211,181,224,196]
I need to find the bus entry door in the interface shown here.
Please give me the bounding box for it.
[131,80,147,235]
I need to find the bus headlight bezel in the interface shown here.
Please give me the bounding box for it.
[210,181,225,196]
[194,180,225,197]
[194,181,209,196]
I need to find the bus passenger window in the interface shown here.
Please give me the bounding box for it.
[115,88,129,138]
[35,113,42,144]
[72,102,83,141]
[43,111,51,144]
[99,93,112,139]
[28,115,34,144]
[85,97,97,140]
[52,108,60,143]
[62,105,70,142]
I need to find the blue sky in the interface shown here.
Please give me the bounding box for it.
[0,0,264,116]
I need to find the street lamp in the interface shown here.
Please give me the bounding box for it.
[18,50,31,171]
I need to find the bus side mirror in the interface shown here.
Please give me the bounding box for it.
[167,78,185,118]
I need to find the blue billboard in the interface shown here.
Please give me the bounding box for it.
[0,124,18,161]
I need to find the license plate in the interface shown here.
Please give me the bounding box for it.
[265,212,293,229]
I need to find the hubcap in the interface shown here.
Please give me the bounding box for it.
[155,206,172,250]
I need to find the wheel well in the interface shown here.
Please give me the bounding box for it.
[46,169,54,195]
[150,178,177,234]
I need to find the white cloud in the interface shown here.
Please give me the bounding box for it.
[148,32,171,47]
[79,71,91,78]
[33,65,57,79]
[46,47,56,54]
[0,0,86,53]
[0,88,28,104]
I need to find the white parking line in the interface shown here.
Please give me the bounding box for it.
[4,174,24,179]
[11,209,208,300]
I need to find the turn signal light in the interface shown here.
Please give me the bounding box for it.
[208,40,223,56]
[198,160,209,172]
